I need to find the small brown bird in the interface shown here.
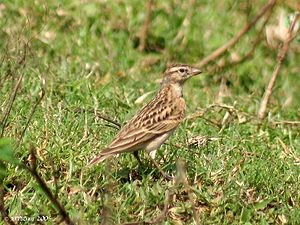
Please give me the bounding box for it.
[89,64,201,179]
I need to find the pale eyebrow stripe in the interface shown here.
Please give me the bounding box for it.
[168,66,185,73]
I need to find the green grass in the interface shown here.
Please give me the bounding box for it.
[1,0,300,224]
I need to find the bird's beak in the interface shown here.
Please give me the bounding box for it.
[191,67,202,76]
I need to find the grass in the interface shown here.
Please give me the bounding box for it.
[0,0,300,224]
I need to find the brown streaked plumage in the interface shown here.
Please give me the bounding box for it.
[89,64,202,177]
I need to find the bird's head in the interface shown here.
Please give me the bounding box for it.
[162,64,202,85]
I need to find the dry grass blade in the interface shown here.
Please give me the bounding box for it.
[258,12,299,122]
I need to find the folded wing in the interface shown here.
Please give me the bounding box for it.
[89,86,185,165]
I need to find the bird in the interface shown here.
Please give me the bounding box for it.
[89,64,202,179]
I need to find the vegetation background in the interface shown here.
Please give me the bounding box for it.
[0,0,299,224]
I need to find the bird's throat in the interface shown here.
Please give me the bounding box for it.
[170,83,183,98]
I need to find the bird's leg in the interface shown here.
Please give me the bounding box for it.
[133,151,143,165]
[146,154,172,181]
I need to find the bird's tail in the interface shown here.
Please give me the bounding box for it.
[88,153,112,166]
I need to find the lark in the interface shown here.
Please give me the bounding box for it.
[89,64,202,179]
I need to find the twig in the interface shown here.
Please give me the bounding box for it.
[210,4,275,74]
[272,120,300,125]
[74,108,121,129]
[258,12,299,122]
[146,189,172,224]
[95,112,121,129]
[175,159,200,224]
[22,146,74,225]
[0,75,23,137]
[17,42,28,68]
[185,106,213,121]
[0,57,12,95]
[196,0,277,68]
[0,184,16,225]
[187,103,255,120]
[50,160,59,199]
[124,189,172,225]
[138,0,153,51]
[0,24,37,137]
[99,158,116,225]
[0,41,10,71]
[200,117,221,128]
[18,88,45,146]
[185,104,229,128]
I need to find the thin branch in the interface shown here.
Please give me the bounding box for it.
[95,112,121,129]
[50,160,59,199]
[98,154,116,225]
[272,120,300,125]
[0,24,34,138]
[185,105,223,128]
[0,184,16,225]
[210,5,275,74]
[138,0,153,51]
[0,75,23,137]
[74,108,121,129]
[22,146,74,225]
[100,205,115,225]
[185,106,213,121]
[258,12,299,122]
[17,42,28,68]
[18,88,45,146]
[0,56,12,95]
[196,0,277,68]
[0,41,10,70]
[175,159,200,224]
[146,189,172,224]
[123,189,172,225]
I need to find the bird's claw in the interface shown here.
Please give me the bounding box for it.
[164,174,173,181]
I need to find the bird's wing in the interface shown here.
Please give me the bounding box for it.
[100,86,185,156]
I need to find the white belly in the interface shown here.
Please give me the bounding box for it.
[145,130,174,159]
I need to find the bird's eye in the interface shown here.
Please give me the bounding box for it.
[179,68,185,73]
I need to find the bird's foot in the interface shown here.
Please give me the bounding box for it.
[163,174,173,181]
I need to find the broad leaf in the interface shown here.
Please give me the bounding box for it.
[0,138,19,165]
